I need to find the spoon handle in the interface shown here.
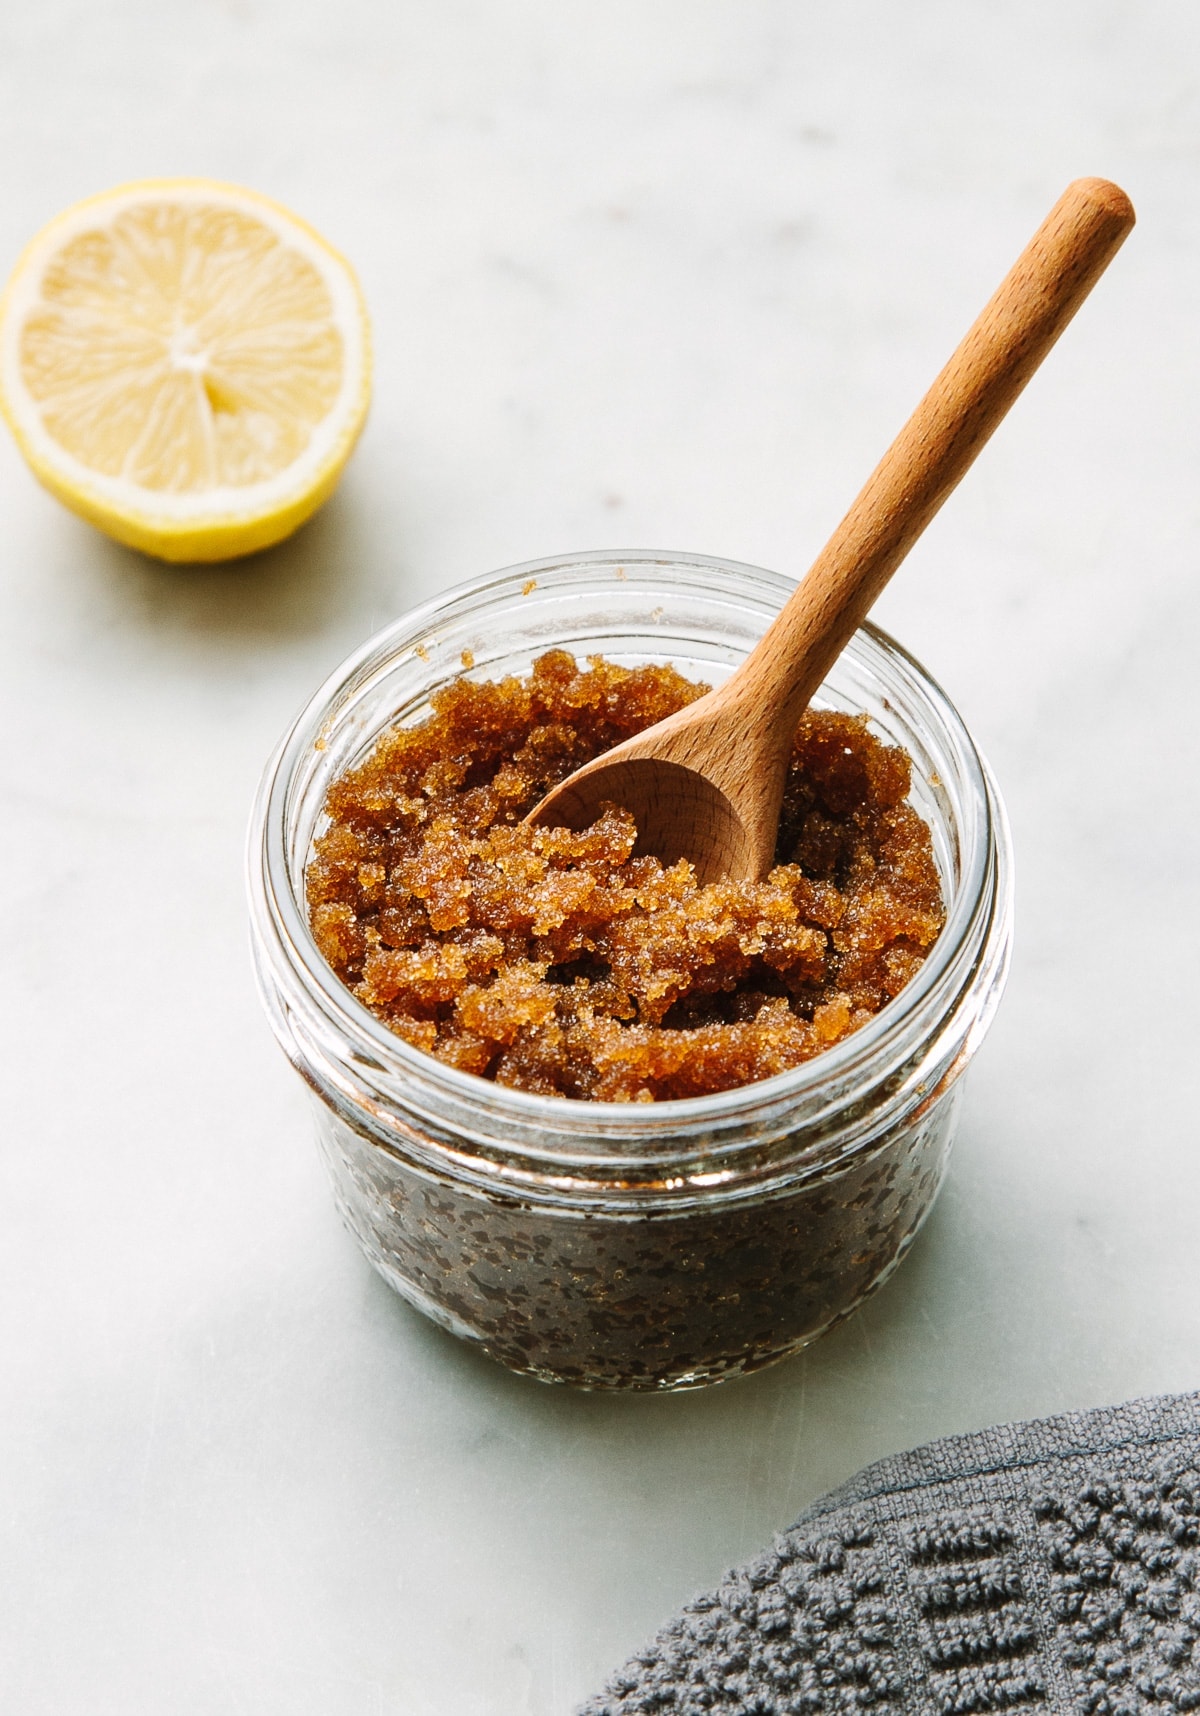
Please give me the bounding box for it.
[738,177,1135,727]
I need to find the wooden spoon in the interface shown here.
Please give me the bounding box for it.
[528,177,1134,882]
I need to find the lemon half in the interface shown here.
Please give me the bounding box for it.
[0,179,370,562]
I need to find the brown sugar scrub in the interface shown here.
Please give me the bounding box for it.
[306,650,945,1101]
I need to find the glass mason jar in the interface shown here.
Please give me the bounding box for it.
[248,551,1013,1391]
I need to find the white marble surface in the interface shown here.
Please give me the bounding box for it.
[2,4,1199,1711]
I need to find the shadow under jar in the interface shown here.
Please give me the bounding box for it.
[248,551,1013,1391]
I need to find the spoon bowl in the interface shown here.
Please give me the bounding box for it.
[536,754,753,884]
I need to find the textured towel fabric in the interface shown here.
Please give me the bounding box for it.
[580,1390,1200,1716]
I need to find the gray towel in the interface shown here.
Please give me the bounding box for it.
[580,1389,1200,1715]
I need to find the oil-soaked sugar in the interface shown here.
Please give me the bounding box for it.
[307,651,944,1101]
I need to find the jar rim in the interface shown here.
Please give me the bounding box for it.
[249,548,1005,1143]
